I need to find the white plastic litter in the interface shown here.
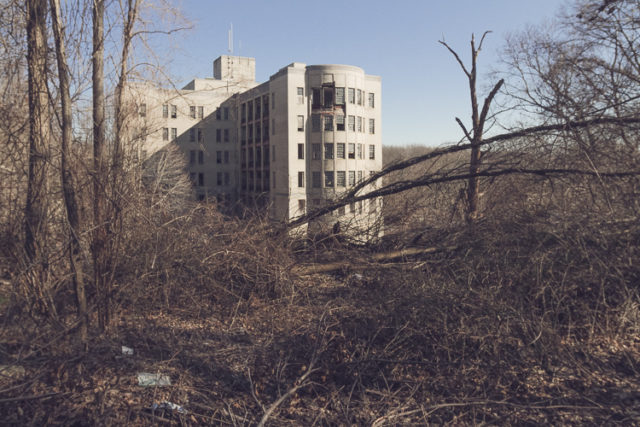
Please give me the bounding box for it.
[121,346,134,355]
[150,401,186,414]
[137,372,171,386]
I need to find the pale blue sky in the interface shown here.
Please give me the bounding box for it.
[169,0,568,146]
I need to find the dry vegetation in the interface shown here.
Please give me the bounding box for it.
[2,0,640,425]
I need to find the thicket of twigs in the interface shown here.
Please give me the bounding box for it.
[1,138,639,424]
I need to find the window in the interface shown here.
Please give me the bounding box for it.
[189,128,195,142]
[324,115,333,131]
[162,104,168,118]
[348,115,355,132]
[241,172,247,190]
[224,151,229,164]
[312,114,321,132]
[263,120,269,140]
[263,95,269,116]
[190,106,196,119]
[216,129,221,143]
[171,104,177,118]
[312,171,321,188]
[298,171,305,187]
[337,171,346,187]
[224,172,230,185]
[348,88,355,104]
[312,88,321,107]
[324,143,334,159]
[368,93,375,108]
[272,92,275,108]
[297,87,304,104]
[358,170,363,182]
[272,118,276,135]
[189,150,195,165]
[272,171,276,188]
[357,89,362,105]
[264,146,269,165]
[335,87,345,105]
[241,104,246,122]
[349,171,355,186]
[241,149,246,166]
[224,107,229,120]
[348,143,355,159]
[217,172,223,186]
[369,118,375,134]
[248,149,254,167]
[241,127,246,144]
[297,115,304,132]
[256,147,261,165]
[324,171,334,187]
[198,150,204,164]
[256,123,261,141]
[162,127,168,141]
[198,128,203,142]
[272,145,276,162]
[357,144,363,159]
[216,151,222,164]
[336,114,345,131]
[189,173,196,185]
[248,100,253,121]
[337,143,345,159]
[298,143,304,159]
[312,143,321,160]
[323,87,334,107]
[298,199,306,213]
[198,172,204,186]
[369,144,375,159]
[357,116,363,132]
[171,128,177,140]
[248,124,253,143]
[139,103,146,117]
[254,100,260,118]
[256,171,262,191]
[198,106,203,119]
[224,129,229,142]
[249,171,254,190]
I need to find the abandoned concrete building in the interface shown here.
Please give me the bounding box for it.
[127,55,382,237]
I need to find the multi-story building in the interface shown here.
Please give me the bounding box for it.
[127,55,382,237]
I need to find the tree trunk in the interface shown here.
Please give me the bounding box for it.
[92,0,109,331]
[50,0,87,342]
[25,0,50,264]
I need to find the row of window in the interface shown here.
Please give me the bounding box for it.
[165,127,232,143]
[241,170,270,192]
[304,115,374,133]
[300,170,375,188]
[241,146,270,168]
[241,120,270,145]
[240,95,270,123]
[311,87,375,109]
[159,104,230,120]
[298,198,375,216]
[299,143,376,160]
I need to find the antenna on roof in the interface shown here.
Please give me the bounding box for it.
[228,22,233,54]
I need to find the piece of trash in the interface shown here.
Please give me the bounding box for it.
[0,365,25,380]
[137,372,171,386]
[121,346,134,355]
[150,401,186,414]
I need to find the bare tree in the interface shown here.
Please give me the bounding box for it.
[92,0,109,330]
[49,0,87,341]
[24,0,50,264]
[439,32,504,224]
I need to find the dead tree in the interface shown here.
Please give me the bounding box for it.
[439,32,504,224]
